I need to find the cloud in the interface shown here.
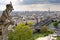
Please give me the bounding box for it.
[0,0,60,5]
[13,4,60,11]
[0,4,60,11]
[18,0,60,5]
[49,0,60,3]
[0,0,60,11]
[18,0,49,5]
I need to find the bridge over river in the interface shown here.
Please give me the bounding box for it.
[32,18,60,33]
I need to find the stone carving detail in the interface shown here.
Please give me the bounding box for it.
[0,2,14,40]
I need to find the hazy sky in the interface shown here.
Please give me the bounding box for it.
[0,0,60,11]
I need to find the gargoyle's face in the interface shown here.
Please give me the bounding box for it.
[6,4,14,13]
[8,4,14,12]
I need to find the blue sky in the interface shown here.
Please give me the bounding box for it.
[0,0,60,11]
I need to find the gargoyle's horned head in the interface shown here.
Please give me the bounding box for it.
[6,1,14,11]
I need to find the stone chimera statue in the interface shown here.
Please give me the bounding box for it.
[0,2,14,40]
[0,2,14,25]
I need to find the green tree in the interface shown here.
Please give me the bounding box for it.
[40,25,48,33]
[56,36,60,40]
[8,23,33,40]
[8,32,14,40]
[53,22,59,28]
[27,21,33,26]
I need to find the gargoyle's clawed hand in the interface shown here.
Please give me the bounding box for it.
[10,21,15,25]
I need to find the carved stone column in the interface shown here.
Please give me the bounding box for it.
[2,25,8,40]
[0,23,8,40]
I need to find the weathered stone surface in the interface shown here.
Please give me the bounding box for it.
[0,1,14,40]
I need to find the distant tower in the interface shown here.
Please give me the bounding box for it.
[33,14,38,24]
[47,8,51,18]
[48,8,50,15]
[54,11,57,18]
